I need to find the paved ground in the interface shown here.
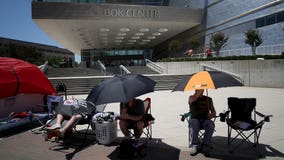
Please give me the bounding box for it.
[0,87,284,160]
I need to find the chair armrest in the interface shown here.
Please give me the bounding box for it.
[180,112,190,122]
[219,110,230,122]
[212,115,220,122]
[255,111,273,122]
[143,113,155,122]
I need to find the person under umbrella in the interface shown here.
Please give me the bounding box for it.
[86,74,156,147]
[173,70,243,157]
[188,89,216,157]
[119,98,145,146]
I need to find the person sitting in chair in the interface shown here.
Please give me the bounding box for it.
[119,98,145,141]
[45,99,95,138]
[189,89,216,157]
[46,113,84,137]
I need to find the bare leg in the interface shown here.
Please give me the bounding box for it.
[119,119,130,137]
[62,114,82,133]
[55,114,64,125]
[135,121,144,138]
[46,114,64,130]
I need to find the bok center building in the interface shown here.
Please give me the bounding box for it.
[32,0,284,66]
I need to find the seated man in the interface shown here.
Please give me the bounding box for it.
[119,98,145,141]
[188,89,216,157]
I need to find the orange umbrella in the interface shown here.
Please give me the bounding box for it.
[173,71,243,92]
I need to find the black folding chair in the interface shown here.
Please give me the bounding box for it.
[220,97,273,155]
[141,97,154,140]
[180,111,218,147]
[122,98,155,142]
[44,99,106,143]
[73,101,107,139]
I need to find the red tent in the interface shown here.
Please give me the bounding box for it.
[0,58,56,99]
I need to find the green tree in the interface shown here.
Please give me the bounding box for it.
[209,32,228,57]
[168,40,182,57]
[244,29,263,55]
[6,43,45,65]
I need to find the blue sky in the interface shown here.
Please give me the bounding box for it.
[0,0,80,62]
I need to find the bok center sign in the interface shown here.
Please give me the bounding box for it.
[104,8,159,18]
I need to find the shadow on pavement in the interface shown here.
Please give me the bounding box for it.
[208,136,284,160]
[107,138,181,160]
[47,129,97,160]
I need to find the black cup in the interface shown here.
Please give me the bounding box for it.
[220,113,226,122]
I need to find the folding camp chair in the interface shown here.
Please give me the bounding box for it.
[221,97,272,154]
[141,97,154,140]
[73,101,107,140]
[31,95,64,134]
[180,111,218,147]
[126,97,155,141]
[44,99,106,143]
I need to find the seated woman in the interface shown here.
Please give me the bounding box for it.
[46,99,96,138]
[46,113,85,137]
[119,98,145,140]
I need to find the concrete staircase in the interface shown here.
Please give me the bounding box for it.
[46,66,104,77]
[46,67,187,95]
[104,66,160,75]
[48,74,187,95]
[126,66,159,74]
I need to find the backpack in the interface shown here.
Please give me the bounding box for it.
[56,82,66,92]
[118,139,146,159]
[118,139,135,159]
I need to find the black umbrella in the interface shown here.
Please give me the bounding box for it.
[173,71,243,92]
[86,74,156,105]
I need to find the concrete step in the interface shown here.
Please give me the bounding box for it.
[49,74,188,95]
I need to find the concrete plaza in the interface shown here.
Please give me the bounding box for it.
[0,87,284,160]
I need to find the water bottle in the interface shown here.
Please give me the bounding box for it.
[42,130,48,141]
[28,110,33,121]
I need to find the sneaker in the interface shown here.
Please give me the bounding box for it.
[46,123,61,130]
[202,144,210,157]
[132,138,143,148]
[54,128,64,137]
[190,145,198,156]
[124,135,132,140]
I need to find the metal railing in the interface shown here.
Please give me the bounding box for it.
[218,44,284,56]
[119,65,131,75]
[38,61,48,73]
[194,44,284,57]
[145,59,164,74]
[97,60,106,76]
[200,63,244,84]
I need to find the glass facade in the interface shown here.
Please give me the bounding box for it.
[33,0,163,66]
[33,0,169,6]
[81,49,152,67]
[256,11,284,28]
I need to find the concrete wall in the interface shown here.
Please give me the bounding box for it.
[156,59,284,88]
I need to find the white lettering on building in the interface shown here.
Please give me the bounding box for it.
[104,8,159,18]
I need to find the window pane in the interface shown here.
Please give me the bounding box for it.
[256,17,265,28]
[266,14,276,25]
[277,11,284,23]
